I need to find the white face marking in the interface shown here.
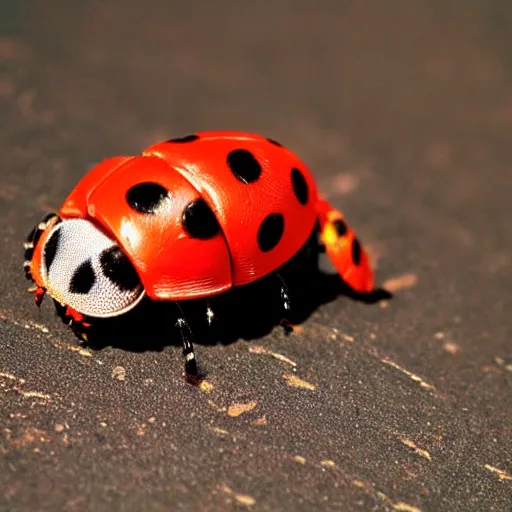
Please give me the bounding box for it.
[40,219,145,318]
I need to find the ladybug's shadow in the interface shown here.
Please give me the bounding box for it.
[83,270,392,354]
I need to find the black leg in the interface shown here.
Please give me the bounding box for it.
[276,273,294,333]
[24,212,58,281]
[53,299,93,343]
[174,302,198,377]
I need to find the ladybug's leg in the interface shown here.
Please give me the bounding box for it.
[174,302,198,377]
[315,197,374,294]
[276,274,294,334]
[53,300,93,343]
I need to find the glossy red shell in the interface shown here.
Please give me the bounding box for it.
[59,131,319,301]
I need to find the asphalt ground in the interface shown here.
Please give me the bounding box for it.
[1,2,511,511]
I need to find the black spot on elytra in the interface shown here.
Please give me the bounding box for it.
[257,213,285,252]
[100,246,140,292]
[126,182,169,214]
[167,134,199,143]
[44,228,60,272]
[333,219,347,237]
[352,237,362,266]
[227,149,262,184]
[182,198,221,240]
[69,259,96,294]
[267,138,282,147]
[291,168,309,205]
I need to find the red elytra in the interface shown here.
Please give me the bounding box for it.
[24,131,375,378]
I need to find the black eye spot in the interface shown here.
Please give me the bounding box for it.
[333,219,347,237]
[69,259,96,294]
[227,149,262,184]
[291,168,309,205]
[100,246,140,292]
[182,198,221,240]
[44,228,61,273]
[126,182,169,214]
[167,134,199,143]
[267,138,283,147]
[352,237,362,266]
[257,213,285,252]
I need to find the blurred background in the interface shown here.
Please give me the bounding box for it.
[1,1,511,511]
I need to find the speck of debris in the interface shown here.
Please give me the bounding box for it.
[199,380,215,392]
[351,479,422,512]
[293,455,306,465]
[212,427,229,436]
[381,358,435,391]
[249,345,297,366]
[493,357,512,372]
[383,273,418,293]
[391,503,422,512]
[0,371,25,384]
[443,342,460,355]
[73,346,92,357]
[26,321,49,333]
[484,464,512,480]
[207,400,226,412]
[400,438,432,460]
[112,366,126,381]
[320,459,336,467]
[227,401,257,417]
[19,390,51,401]
[283,373,317,390]
[10,428,48,448]
[251,416,267,426]
[220,484,256,506]
[51,340,92,358]
[137,424,146,436]
[482,365,503,375]
[99,422,107,428]
[147,417,156,424]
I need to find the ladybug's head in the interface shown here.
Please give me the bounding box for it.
[24,214,145,318]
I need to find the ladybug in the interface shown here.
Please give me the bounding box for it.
[23,131,374,377]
